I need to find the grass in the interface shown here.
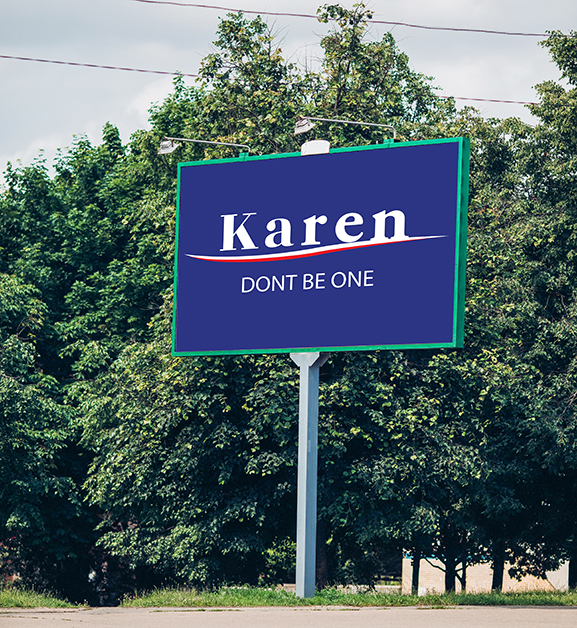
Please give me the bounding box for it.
[120,586,577,608]
[3,584,577,609]
[0,586,77,609]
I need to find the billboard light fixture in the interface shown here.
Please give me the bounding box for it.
[158,136,251,156]
[294,116,396,141]
[294,118,316,135]
[158,138,180,155]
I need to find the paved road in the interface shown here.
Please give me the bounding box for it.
[2,606,577,628]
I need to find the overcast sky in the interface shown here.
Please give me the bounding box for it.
[1,0,575,181]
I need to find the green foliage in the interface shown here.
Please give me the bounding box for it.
[0,274,94,599]
[261,538,296,584]
[80,342,297,587]
[315,4,455,138]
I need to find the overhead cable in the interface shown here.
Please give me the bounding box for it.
[0,53,539,105]
[132,0,549,37]
[439,95,537,105]
[0,54,199,78]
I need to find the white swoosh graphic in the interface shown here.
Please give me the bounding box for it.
[185,234,446,263]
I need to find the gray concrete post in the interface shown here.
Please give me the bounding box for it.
[290,352,329,599]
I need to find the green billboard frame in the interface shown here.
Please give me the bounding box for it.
[172,137,470,356]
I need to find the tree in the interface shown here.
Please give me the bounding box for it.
[77,4,460,589]
[0,273,95,601]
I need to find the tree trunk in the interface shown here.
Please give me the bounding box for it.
[491,543,505,591]
[569,547,577,589]
[444,555,456,592]
[458,562,467,593]
[411,550,421,595]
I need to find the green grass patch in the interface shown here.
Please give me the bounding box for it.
[121,586,577,608]
[0,586,77,608]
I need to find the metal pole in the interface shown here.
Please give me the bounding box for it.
[290,352,329,598]
[162,136,250,151]
[296,116,397,140]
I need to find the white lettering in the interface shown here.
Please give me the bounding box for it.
[302,214,328,246]
[265,218,293,249]
[272,275,285,291]
[348,270,362,288]
[222,209,409,253]
[371,209,407,242]
[335,212,364,243]
[221,213,258,251]
[241,277,255,293]
[331,272,347,288]
[241,274,299,293]
[256,276,271,292]
[242,271,373,293]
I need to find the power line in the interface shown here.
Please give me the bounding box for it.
[0,53,539,105]
[132,0,549,37]
[440,95,537,105]
[0,54,199,78]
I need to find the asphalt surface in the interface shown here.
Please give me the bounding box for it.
[2,606,577,628]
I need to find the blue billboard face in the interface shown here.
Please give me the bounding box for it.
[173,139,469,355]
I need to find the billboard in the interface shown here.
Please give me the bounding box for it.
[172,138,469,356]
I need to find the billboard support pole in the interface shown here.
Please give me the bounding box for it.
[290,352,329,598]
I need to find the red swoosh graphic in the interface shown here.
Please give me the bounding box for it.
[185,234,445,263]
